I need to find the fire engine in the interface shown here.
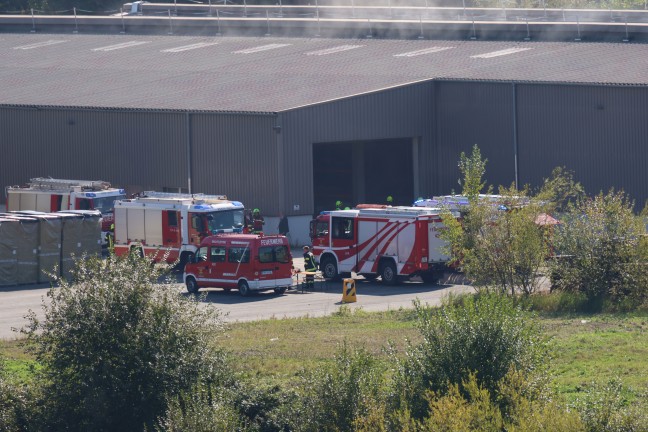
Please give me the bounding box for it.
[113,191,245,269]
[310,206,456,285]
[5,177,126,241]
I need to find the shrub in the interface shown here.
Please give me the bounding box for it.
[571,378,648,432]
[22,254,229,432]
[292,343,387,432]
[551,190,648,310]
[392,294,550,420]
[156,386,249,432]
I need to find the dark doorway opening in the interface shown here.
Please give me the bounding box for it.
[313,138,414,215]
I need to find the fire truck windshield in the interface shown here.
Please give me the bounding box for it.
[206,209,245,232]
[92,195,127,214]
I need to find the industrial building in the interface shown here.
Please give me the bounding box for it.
[2,26,648,244]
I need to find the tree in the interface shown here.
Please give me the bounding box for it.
[441,146,552,295]
[23,254,230,431]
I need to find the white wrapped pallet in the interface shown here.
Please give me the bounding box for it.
[0,217,19,286]
[0,214,39,285]
[11,211,63,283]
[58,213,84,280]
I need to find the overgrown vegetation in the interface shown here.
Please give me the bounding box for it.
[2,146,648,430]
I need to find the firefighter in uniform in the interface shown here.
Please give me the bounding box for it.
[386,195,394,206]
[335,200,343,210]
[252,208,265,233]
[303,245,317,290]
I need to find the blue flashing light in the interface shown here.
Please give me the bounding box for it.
[194,205,210,210]
[320,211,331,215]
[234,227,243,233]
[232,201,243,207]
[119,189,125,194]
[85,193,97,197]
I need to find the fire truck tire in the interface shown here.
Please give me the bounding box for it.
[238,280,251,297]
[380,260,398,285]
[274,287,287,295]
[186,277,199,294]
[320,256,340,281]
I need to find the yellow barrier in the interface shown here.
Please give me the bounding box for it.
[342,278,357,303]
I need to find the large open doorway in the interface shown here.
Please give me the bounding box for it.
[313,138,415,214]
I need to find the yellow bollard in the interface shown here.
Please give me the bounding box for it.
[342,278,357,303]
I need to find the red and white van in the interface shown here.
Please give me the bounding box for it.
[183,233,293,296]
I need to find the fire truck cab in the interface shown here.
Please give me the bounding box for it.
[184,234,293,296]
[113,192,245,269]
[310,206,455,285]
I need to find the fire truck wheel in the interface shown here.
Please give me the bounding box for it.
[274,287,287,295]
[186,277,199,294]
[380,261,398,285]
[238,280,251,297]
[321,256,340,281]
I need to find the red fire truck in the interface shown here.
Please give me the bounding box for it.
[5,177,126,243]
[113,191,245,269]
[310,206,455,284]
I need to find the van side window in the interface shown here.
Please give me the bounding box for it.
[210,246,226,263]
[228,247,250,264]
[274,246,290,263]
[167,211,178,227]
[316,221,329,237]
[259,246,290,263]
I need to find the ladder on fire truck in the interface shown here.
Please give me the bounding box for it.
[139,191,228,204]
[27,177,112,191]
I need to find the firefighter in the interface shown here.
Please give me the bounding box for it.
[252,208,265,233]
[335,200,343,210]
[107,222,115,254]
[303,245,317,290]
[244,209,254,233]
[386,195,394,206]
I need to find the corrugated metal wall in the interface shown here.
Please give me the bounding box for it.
[280,81,435,216]
[190,113,281,214]
[0,107,187,192]
[517,84,648,203]
[435,81,517,194]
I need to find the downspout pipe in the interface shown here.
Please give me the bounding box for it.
[186,111,193,194]
[512,82,519,189]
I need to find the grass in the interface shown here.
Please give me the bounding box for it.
[3,300,648,404]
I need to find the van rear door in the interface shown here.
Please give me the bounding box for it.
[257,238,292,287]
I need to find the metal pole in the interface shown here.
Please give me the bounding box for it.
[216,8,221,35]
[316,9,321,37]
[418,14,424,39]
[73,7,78,33]
[367,18,372,38]
[168,9,173,35]
[30,8,36,32]
[316,0,319,20]
[208,0,212,17]
[470,20,477,39]
[279,0,283,17]
[265,9,271,36]
[575,16,581,41]
[244,0,247,17]
[623,20,629,42]
[120,7,126,33]
[174,0,177,15]
[524,19,530,40]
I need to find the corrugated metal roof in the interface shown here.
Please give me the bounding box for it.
[1,33,647,112]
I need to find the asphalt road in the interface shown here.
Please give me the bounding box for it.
[0,257,473,340]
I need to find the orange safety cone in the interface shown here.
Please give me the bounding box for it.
[342,278,357,303]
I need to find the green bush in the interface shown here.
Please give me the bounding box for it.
[516,291,591,314]
[22,254,230,432]
[571,378,648,432]
[551,191,648,311]
[392,294,550,420]
[292,343,387,432]
[156,386,249,432]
